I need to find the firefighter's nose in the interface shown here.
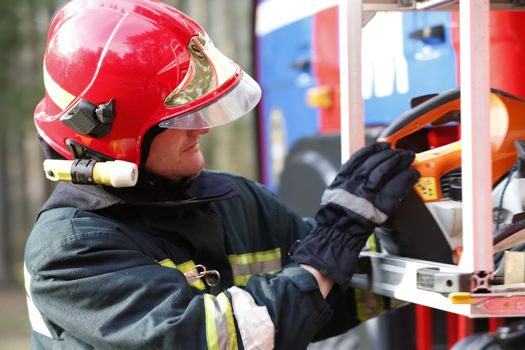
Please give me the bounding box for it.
[187,128,210,137]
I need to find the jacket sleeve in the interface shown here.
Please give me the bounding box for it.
[244,191,360,348]
[217,175,361,349]
[24,207,355,350]
[25,210,217,350]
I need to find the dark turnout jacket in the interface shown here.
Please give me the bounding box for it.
[24,171,359,349]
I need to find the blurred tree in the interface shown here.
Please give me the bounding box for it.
[0,0,60,284]
[0,0,24,283]
[0,0,18,281]
[200,0,258,180]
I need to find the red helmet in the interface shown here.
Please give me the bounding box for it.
[35,0,261,166]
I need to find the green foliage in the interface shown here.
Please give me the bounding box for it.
[0,0,21,85]
[0,0,58,284]
[0,0,55,129]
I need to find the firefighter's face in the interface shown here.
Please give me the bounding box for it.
[145,128,209,181]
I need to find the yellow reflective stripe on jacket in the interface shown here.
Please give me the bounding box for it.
[158,259,206,291]
[158,259,177,268]
[228,248,281,286]
[232,269,281,286]
[368,233,377,252]
[355,234,385,321]
[228,248,281,265]
[177,261,197,274]
[218,293,238,350]
[204,293,238,350]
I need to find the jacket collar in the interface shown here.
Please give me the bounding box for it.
[40,170,238,213]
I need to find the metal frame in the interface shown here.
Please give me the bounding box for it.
[340,0,525,317]
[353,252,525,317]
[338,0,365,163]
[361,0,525,11]
[458,0,493,275]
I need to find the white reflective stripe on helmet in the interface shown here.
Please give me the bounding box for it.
[24,264,53,338]
[228,286,275,350]
[159,72,261,130]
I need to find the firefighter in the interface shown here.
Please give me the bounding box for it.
[24,0,420,349]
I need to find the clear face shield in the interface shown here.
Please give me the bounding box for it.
[159,35,262,130]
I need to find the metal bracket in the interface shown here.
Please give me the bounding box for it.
[367,0,525,11]
[351,252,525,317]
[471,271,494,293]
[416,268,471,293]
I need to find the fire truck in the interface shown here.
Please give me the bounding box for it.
[256,1,525,348]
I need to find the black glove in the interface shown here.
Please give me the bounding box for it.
[291,142,420,287]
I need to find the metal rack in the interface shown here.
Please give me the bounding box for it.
[341,0,525,317]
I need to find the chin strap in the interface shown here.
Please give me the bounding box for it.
[43,159,138,188]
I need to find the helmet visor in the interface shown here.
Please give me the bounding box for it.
[159,72,261,130]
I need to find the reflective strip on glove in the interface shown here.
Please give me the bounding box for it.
[321,188,388,225]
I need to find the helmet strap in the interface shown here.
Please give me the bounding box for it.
[65,139,112,161]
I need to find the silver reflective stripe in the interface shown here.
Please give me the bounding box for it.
[321,188,388,225]
[24,264,53,338]
[204,293,238,350]
[228,286,275,350]
[229,248,282,286]
[230,259,281,277]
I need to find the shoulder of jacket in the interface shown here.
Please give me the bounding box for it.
[31,207,121,245]
[205,170,273,196]
[37,207,107,225]
[26,207,133,268]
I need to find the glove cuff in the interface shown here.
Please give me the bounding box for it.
[290,225,370,288]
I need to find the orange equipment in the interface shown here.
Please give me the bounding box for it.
[379,88,525,203]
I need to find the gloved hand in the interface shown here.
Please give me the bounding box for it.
[291,142,420,287]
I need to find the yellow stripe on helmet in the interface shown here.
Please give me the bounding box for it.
[43,64,75,110]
